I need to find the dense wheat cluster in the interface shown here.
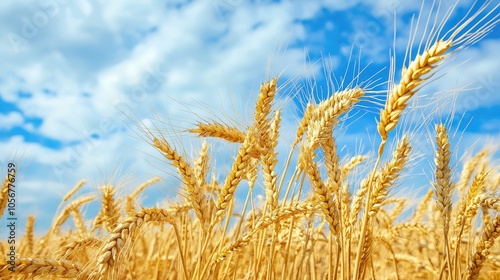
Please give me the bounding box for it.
[1,1,500,279]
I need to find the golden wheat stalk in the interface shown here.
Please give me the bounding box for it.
[213,128,256,224]
[357,26,459,279]
[95,207,186,279]
[52,195,96,235]
[254,78,278,145]
[369,135,411,217]
[153,137,207,227]
[467,215,500,280]
[434,124,453,220]
[100,185,120,232]
[262,110,281,211]
[0,257,83,278]
[306,88,365,150]
[20,216,35,256]
[457,149,488,195]
[124,177,161,214]
[189,122,246,143]
[341,155,366,179]
[481,197,500,212]
[377,40,451,141]
[0,169,14,219]
[58,236,102,259]
[433,123,453,275]
[215,202,316,264]
[301,144,339,235]
[194,141,210,189]
[454,164,488,241]
[63,180,87,202]
[294,103,314,146]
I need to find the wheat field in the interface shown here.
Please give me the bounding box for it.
[1,1,500,280]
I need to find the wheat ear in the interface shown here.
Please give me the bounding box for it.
[355,38,453,279]
[70,208,87,236]
[254,77,278,147]
[101,185,120,232]
[58,236,102,259]
[63,180,87,202]
[358,229,373,278]
[194,141,210,189]
[22,216,35,256]
[215,203,315,263]
[433,124,453,275]
[213,128,256,224]
[411,189,434,223]
[457,149,488,195]
[154,137,207,227]
[467,215,500,280]
[130,177,161,200]
[0,257,83,278]
[377,40,451,141]
[124,177,161,214]
[454,164,488,239]
[453,164,488,280]
[321,135,342,195]
[294,103,314,146]
[91,209,104,233]
[0,169,15,219]
[307,88,365,149]
[262,110,281,211]
[302,144,339,235]
[189,122,246,143]
[52,195,96,234]
[481,196,500,212]
[434,124,453,220]
[341,155,367,179]
[388,199,406,223]
[96,207,186,278]
[369,135,411,217]
[350,177,369,227]
[359,135,412,277]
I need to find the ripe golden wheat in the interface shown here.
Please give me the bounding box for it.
[1,1,499,279]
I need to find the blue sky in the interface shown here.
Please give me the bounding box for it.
[1,0,499,234]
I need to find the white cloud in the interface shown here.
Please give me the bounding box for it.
[415,38,500,115]
[0,112,23,129]
[481,119,500,132]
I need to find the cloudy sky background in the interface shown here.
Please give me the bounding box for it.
[1,0,499,234]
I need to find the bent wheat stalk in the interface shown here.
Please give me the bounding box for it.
[154,137,207,228]
[467,215,500,280]
[0,257,83,278]
[95,207,187,279]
